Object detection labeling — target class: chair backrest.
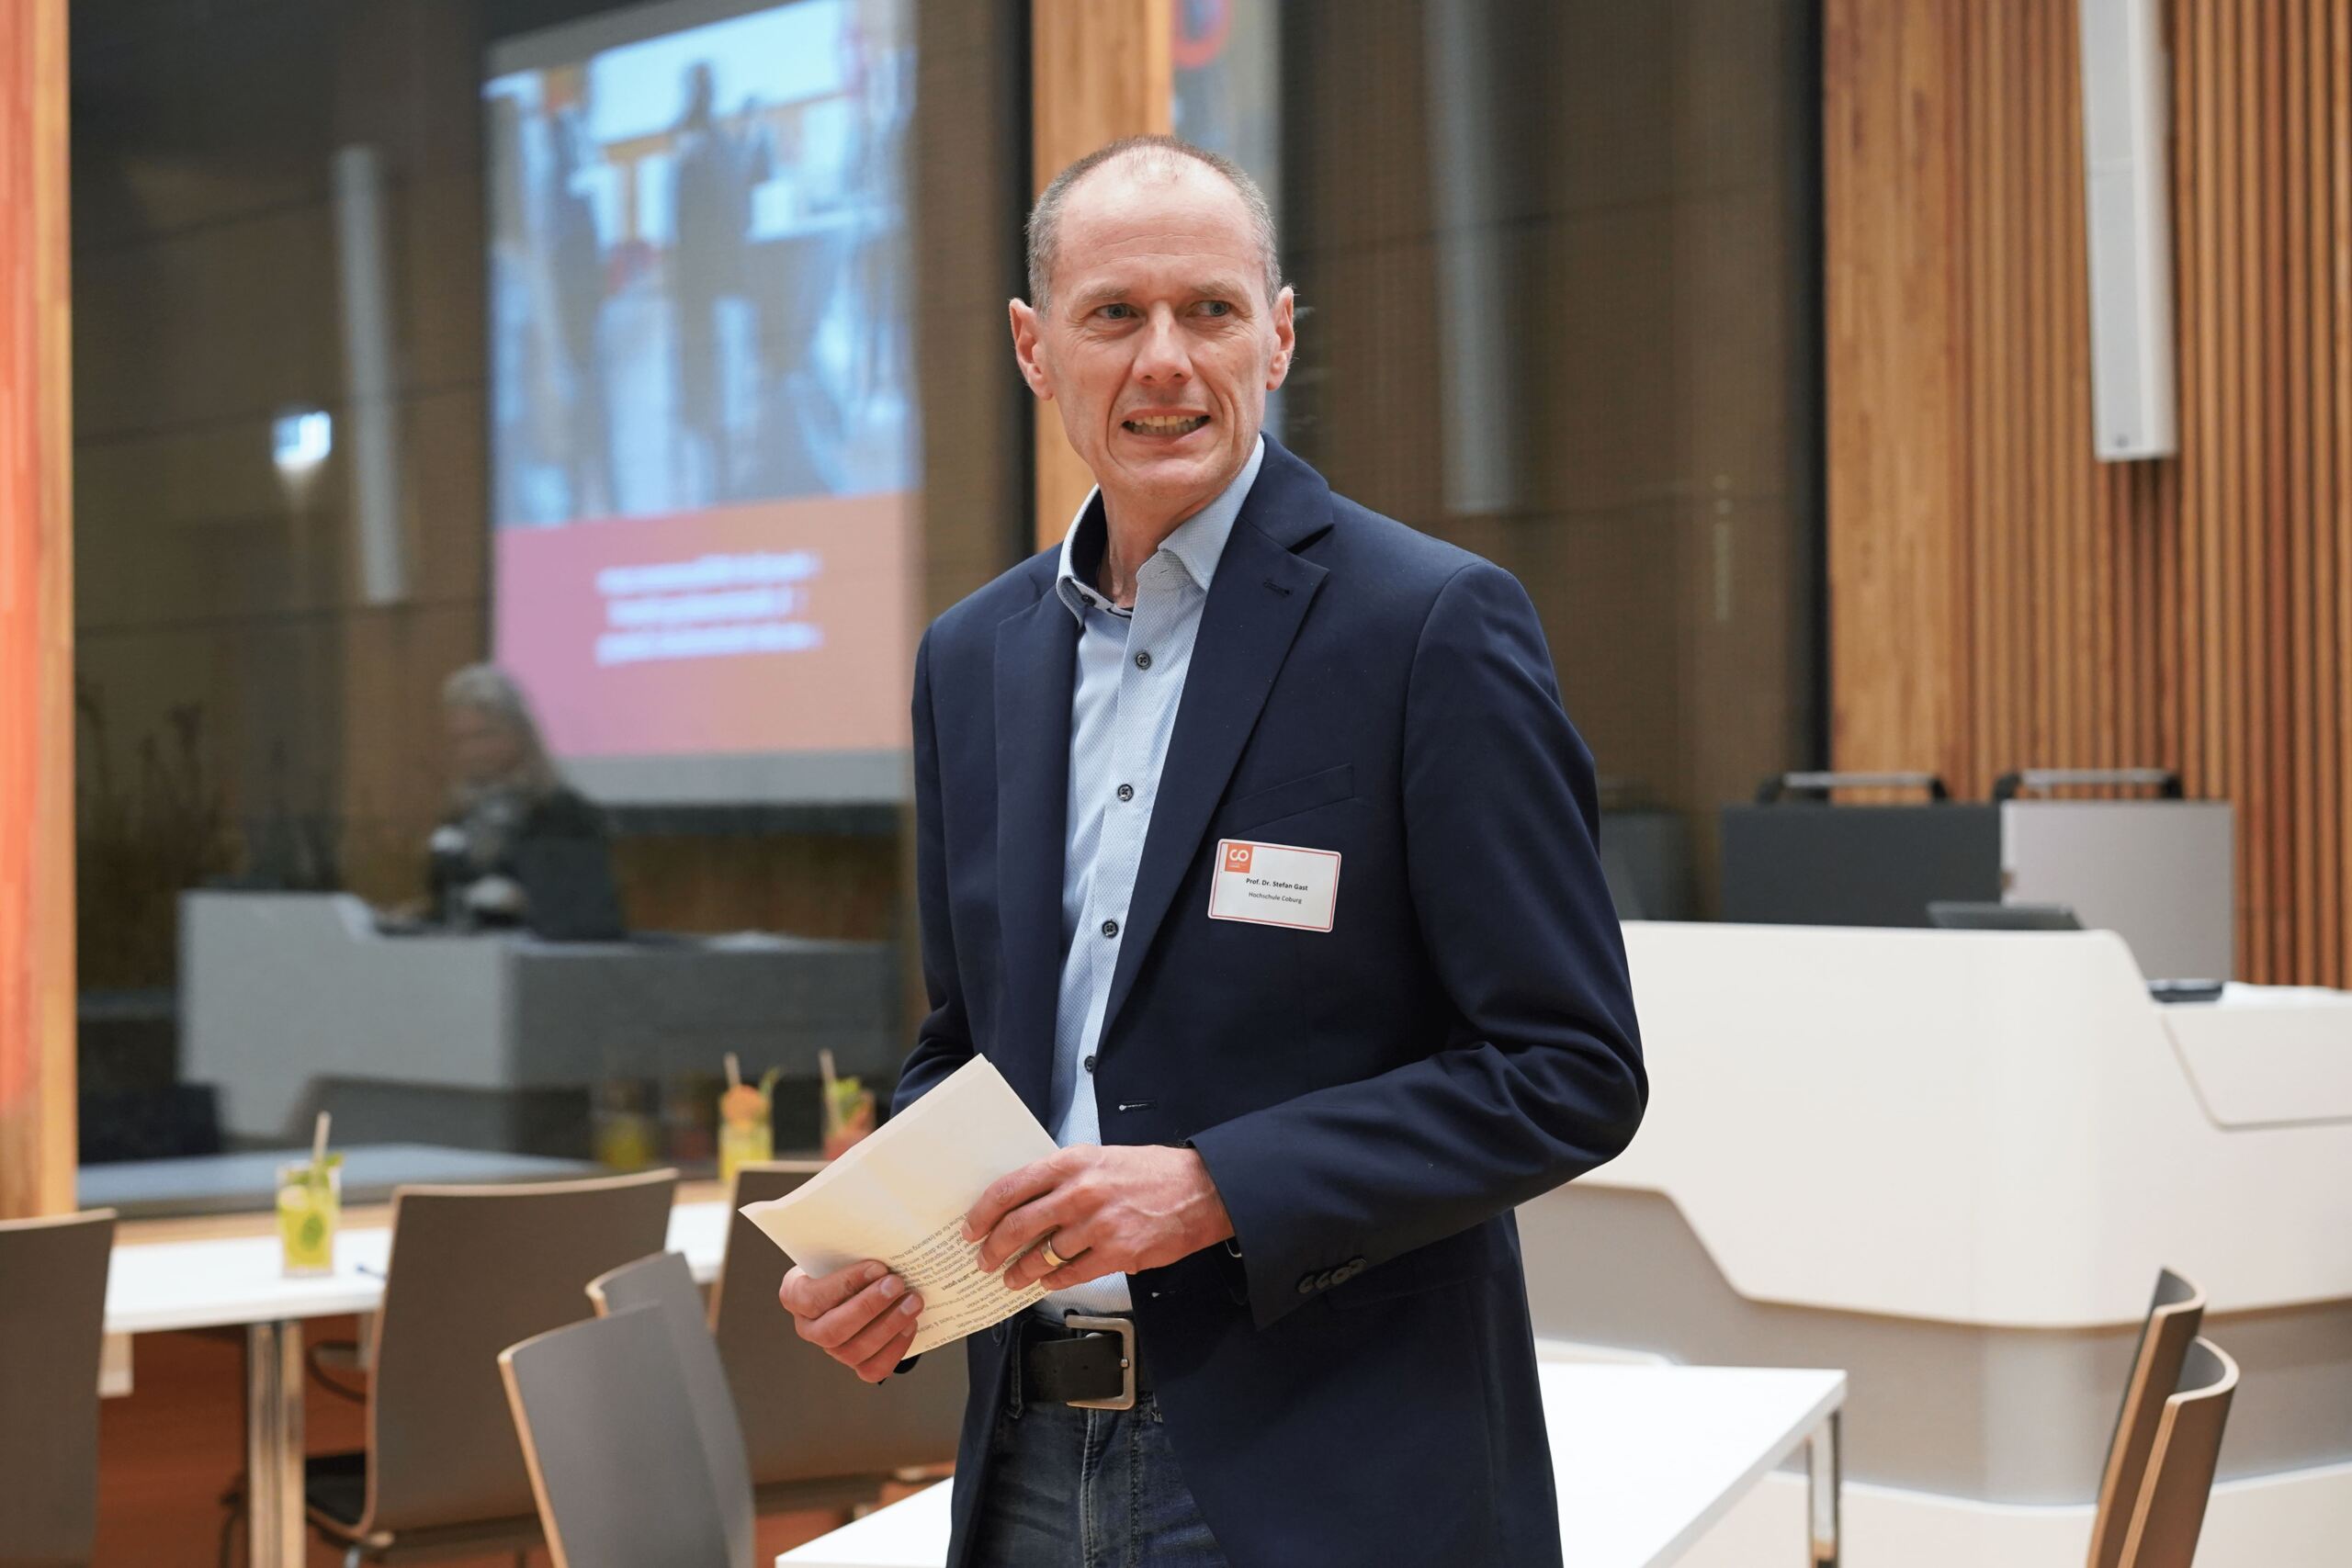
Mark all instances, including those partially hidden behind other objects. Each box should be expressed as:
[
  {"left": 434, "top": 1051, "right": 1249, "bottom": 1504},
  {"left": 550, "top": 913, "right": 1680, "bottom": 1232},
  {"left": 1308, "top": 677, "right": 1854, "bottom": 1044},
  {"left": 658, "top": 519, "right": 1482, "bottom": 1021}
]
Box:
[
  {"left": 588, "top": 1251, "right": 753, "bottom": 1568},
  {"left": 2087, "top": 1268, "right": 2205, "bottom": 1568},
  {"left": 501, "top": 1305, "right": 734, "bottom": 1568},
  {"left": 712, "top": 1163, "right": 966, "bottom": 1484},
  {"left": 2115, "top": 1337, "right": 2238, "bottom": 1568},
  {"left": 362, "top": 1168, "right": 679, "bottom": 1536},
  {"left": 0, "top": 1209, "right": 116, "bottom": 1567}
]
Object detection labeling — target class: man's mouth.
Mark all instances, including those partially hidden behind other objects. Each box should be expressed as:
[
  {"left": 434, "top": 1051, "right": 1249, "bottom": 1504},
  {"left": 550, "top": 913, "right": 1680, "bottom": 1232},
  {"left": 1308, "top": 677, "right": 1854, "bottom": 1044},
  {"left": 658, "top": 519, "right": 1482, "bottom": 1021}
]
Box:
[{"left": 1122, "top": 413, "right": 1211, "bottom": 436}]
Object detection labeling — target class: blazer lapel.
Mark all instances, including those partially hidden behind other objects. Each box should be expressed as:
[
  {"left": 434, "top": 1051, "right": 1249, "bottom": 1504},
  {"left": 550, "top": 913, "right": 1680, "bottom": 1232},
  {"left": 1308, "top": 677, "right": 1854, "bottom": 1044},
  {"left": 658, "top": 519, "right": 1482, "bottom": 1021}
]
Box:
[
  {"left": 1096, "top": 445, "right": 1333, "bottom": 1048},
  {"left": 992, "top": 583, "right": 1079, "bottom": 1122}
]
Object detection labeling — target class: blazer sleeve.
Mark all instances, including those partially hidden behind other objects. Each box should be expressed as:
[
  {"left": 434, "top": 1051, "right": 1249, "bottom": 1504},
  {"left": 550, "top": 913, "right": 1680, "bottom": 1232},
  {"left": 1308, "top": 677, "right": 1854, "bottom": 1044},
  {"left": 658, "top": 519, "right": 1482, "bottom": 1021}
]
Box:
[
  {"left": 1187, "top": 560, "right": 1647, "bottom": 1329},
  {"left": 891, "top": 627, "right": 976, "bottom": 1117}
]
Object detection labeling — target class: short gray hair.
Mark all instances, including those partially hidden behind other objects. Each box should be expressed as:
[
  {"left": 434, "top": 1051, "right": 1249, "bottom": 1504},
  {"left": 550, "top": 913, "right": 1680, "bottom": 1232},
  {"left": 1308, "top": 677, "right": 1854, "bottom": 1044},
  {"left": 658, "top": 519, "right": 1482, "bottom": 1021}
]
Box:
[{"left": 1026, "top": 135, "right": 1283, "bottom": 311}]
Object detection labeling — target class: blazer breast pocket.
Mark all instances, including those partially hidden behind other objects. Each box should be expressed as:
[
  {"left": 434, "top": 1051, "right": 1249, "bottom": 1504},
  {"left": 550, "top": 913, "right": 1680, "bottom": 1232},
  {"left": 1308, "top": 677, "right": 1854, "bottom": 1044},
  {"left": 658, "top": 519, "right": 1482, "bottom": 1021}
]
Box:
[{"left": 1220, "top": 762, "right": 1355, "bottom": 835}]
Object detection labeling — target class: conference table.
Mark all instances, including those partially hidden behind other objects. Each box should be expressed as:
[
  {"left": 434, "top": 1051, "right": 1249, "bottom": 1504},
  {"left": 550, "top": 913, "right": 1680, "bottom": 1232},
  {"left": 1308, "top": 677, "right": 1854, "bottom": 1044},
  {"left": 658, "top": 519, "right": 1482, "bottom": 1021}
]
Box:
[
  {"left": 780, "top": 1359, "right": 1849, "bottom": 1568},
  {"left": 103, "top": 1196, "right": 736, "bottom": 1568}
]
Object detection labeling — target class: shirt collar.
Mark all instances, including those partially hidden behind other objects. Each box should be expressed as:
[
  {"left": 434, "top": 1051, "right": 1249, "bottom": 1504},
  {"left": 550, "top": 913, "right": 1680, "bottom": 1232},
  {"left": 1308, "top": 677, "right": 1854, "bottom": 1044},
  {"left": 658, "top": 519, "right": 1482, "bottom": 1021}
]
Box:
[{"left": 1055, "top": 435, "right": 1266, "bottom": 623}]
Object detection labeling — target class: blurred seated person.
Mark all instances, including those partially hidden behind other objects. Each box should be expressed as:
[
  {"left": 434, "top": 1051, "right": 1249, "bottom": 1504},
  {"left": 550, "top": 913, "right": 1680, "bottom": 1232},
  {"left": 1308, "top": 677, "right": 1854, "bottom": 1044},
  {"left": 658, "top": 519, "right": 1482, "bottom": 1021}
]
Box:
[{"left": 428, "top": 664, "right": 626, "bottom": 940}]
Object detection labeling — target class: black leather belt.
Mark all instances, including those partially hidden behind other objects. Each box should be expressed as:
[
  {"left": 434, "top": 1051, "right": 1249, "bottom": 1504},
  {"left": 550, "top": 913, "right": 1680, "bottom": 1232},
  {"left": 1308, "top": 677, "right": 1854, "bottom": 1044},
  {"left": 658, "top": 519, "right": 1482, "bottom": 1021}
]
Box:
[{"left": 1019, "top": 1312, "right": 1148, "bottom": 1411}]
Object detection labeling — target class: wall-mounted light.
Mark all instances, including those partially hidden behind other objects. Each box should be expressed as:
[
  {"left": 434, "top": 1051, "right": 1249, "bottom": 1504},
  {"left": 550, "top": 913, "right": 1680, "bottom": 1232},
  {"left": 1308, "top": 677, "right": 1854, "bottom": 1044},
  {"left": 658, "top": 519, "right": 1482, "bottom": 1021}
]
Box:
[{"left": 272, "top": 409, "right": 334, "bottom": 476}]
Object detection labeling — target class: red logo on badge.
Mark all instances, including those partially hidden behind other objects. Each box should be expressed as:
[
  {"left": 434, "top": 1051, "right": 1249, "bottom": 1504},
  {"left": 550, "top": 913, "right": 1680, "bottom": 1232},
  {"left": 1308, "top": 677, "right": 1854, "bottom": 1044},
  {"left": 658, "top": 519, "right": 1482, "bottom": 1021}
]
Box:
[{"left": 1224, "top": 843, "right": 1254, "bottom": 874}]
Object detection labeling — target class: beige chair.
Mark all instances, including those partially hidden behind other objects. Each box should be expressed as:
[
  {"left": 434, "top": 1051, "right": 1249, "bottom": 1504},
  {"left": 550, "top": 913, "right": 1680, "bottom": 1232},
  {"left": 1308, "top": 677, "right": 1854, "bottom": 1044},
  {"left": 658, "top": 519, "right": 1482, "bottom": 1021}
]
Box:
[
  {"left": 586, "top": 1251, "right": 754, "bottom": 1568},
  {"left": 306, "top": 1168, "right": 679, "bottom": 1564},
  {"left": 500, "top": 1305, "right": 734, "bottom": 1568},
  {"left": 2087, "top": 1268, "right": 2206, "bottom": 1568},
  {"left": 2115, "top": 1337, "right": 2239, "bottom": 1568},
  {"left": 0, "top": 1209, "right": 116, "bottom": 1568},
  {"left": 711, "top": 1164, "right": 965, "bottom": 1516}
]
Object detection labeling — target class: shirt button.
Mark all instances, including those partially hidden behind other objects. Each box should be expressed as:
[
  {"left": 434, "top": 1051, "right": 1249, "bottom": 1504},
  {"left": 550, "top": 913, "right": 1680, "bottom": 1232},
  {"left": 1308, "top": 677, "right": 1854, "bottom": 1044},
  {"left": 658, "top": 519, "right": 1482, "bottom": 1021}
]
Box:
[
  {"left": 1083, "top": 1055, "right": 1097, "bottom": 1072},
  {"left": 1134, "top": 650, "right": 1152, "bottom": 670},
  {"left": 1102, "top": 919, "right": 1119, "bottom": 939},
  {"left": 1116, "top": 783, "right": 1134, "bottom": 802}
]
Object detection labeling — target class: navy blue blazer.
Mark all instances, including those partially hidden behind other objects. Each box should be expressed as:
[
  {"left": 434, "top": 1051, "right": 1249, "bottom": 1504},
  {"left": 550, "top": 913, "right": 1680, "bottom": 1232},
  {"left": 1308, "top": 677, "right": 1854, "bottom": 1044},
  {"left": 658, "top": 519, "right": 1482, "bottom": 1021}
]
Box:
[{"left": 897, "top": 436, "right": 1646, "bottom": 1568}]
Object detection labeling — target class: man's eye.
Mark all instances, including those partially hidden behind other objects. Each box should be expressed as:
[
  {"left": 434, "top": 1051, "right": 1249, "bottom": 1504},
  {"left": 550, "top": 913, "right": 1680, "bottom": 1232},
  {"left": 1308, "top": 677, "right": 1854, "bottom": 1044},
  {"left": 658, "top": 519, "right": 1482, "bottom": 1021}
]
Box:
[
  {"left": 1196, "top": 300, "right": 1233, "bottom": 318},
  {"left": 1098, "top": 303, "right": 1136, "bottom": 321}
]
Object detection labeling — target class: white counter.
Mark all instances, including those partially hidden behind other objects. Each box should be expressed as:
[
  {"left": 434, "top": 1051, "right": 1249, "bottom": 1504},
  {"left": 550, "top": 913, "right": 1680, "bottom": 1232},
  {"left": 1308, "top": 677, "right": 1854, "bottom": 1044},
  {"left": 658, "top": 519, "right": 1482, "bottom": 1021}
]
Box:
[
  {"left": 1517, "top": 920, "right": 2352, "bottom": 1568},
  {"left": 180, "top": 891, "right": 896, "bottom": 1142},
  {"left": 1596, "top": 920, "right": 2352, "bottom": 1327}
]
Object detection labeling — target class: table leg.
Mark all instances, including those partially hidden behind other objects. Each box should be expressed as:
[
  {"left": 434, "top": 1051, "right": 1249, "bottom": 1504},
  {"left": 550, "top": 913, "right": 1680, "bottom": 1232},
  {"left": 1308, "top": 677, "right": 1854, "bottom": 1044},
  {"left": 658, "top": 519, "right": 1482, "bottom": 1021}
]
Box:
[
  {"left": 245, "top": 1319, "right": 306, "bottom": 1568},
  {"left": 1806, "top": 1409, "right": 1841, "bottom": 1567}
]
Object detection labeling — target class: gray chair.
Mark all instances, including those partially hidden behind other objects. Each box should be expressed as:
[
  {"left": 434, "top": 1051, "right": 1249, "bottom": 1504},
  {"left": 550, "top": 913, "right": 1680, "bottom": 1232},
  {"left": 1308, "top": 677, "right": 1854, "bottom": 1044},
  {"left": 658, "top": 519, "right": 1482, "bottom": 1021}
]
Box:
[
  {"left": 0, "top": 1209, "right": 116, "bottom": 1568},
  {"left": 2115, "top": 1337, "right": 2239, "bottom": 1568},
  {"left": 305, "top": 1168, "right": 679, "bottom": 1564},
  {"left": 2087, "top": 1269, "right": 2206, "bottom": 1568},
  {"left": 586, "top": 1252, "right": 754, "bottom": 1568},
  {"left": 711, "top": 1164, "right": 965, "bottom": 1516},
  {"left": 500, "top": 1304, "right": 734, "bottom": 1568}
]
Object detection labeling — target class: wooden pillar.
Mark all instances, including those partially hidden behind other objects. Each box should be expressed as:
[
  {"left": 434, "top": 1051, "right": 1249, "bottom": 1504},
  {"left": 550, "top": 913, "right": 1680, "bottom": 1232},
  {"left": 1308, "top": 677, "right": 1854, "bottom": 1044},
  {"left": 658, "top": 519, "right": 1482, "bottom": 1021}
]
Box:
[
  {"left": 1822, "top": 0, "right": 1969, "bottom": 787},
  {"left": 0, "top": 0, "right": 76, "bottom": 1218},
  {"left": 1029, "top": 0, "right": 1172, "bottom": 549}
]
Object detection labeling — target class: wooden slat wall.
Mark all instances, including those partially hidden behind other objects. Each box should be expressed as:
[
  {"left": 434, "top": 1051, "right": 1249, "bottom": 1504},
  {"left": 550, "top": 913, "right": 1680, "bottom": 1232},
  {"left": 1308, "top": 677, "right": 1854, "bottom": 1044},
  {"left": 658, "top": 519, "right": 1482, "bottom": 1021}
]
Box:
[
  {"left": 1827, "top": 0, "right": 2352, "bottom": 984},
  {"left": 0, "top": 0, "right": 75, "bottom": 1218},
  {"left": 1029, "top": 0, "right": 1172, "bottom": 549}
]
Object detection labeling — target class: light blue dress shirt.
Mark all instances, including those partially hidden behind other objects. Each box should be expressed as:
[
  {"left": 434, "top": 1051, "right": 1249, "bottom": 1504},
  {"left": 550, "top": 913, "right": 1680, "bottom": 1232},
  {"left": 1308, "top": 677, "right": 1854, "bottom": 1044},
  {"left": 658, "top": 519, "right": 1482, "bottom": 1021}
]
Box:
[{"left": 1038, "top": 436, "right": 1266, "bottom": 1318}]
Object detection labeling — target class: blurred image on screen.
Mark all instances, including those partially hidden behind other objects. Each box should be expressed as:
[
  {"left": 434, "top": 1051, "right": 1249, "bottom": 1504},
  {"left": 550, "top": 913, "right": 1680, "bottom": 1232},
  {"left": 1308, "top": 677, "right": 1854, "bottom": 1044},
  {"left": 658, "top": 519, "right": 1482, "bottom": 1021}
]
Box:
[{"left": 486, "top": 0, "right": 918, "bottom": 806}]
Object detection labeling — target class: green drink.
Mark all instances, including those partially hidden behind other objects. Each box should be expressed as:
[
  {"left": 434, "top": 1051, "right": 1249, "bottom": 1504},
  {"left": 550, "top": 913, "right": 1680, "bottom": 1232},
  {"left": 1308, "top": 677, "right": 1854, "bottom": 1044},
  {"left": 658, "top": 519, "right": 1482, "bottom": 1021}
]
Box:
[{"left": 277, "top": 1157, "right": 342, "bottom": 1277}]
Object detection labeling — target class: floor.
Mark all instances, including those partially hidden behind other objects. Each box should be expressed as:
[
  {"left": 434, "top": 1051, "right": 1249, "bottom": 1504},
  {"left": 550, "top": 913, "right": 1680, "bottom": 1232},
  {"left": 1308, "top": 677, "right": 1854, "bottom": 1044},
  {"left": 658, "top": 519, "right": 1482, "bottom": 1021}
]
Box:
[{"left": 94, "top": 1319, "right": 880, "bottom": 1566}]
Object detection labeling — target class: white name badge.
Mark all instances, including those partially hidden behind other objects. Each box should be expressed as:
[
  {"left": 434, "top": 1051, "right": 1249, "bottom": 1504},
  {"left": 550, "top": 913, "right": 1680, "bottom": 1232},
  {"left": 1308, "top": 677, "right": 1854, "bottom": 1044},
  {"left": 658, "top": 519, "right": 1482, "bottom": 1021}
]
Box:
[{"left": 1208, "top": 839, "right": 1341, "bottom": 932}]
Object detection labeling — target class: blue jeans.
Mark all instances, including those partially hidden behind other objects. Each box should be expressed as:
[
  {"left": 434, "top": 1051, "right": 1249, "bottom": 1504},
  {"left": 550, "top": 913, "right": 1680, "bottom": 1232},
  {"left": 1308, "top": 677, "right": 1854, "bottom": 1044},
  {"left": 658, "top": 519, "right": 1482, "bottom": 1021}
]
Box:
[{"left": 966, "top": 1392, "right": 1230, "bottom": 1568}]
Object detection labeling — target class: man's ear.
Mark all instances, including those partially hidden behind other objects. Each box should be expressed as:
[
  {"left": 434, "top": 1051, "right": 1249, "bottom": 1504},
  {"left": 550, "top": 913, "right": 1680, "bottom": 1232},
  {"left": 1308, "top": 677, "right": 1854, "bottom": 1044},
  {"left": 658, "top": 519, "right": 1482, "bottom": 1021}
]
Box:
[
  {"left": 1009, "top": 299, "right": 1055, "bottom": 401},
  {"left": 1266, "top": 286, "right": 1296, "bottom": 390}
]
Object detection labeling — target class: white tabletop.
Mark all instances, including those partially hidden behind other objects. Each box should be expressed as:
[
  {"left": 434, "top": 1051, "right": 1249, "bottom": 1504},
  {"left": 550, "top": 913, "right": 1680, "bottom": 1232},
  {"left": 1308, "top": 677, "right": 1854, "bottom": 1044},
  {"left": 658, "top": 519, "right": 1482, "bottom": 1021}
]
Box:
[
  {"left": 778, "top": 1359, "right": 1845, "bottom": 1568},
  {"left": 105, "top": 1198, "right": 736, "bottom": 1336}
]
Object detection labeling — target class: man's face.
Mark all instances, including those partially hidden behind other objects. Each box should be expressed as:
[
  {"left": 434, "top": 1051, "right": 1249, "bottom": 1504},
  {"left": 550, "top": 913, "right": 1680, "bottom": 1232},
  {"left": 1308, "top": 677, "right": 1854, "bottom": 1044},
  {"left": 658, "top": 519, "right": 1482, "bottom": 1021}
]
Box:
[{"left": 1011, "top": 162, "right": 1295, "bottom": 526}]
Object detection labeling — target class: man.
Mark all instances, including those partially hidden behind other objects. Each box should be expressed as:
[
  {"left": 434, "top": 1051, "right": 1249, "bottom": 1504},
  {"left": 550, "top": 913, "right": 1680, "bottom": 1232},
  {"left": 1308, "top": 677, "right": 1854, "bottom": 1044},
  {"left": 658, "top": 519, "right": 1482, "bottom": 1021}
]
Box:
[
  {"left": 779, "top": 136, "right": 1645, "bottom": 1568},
  {"left": 669, "top": 62, "right": 749, "bottom": 505}
]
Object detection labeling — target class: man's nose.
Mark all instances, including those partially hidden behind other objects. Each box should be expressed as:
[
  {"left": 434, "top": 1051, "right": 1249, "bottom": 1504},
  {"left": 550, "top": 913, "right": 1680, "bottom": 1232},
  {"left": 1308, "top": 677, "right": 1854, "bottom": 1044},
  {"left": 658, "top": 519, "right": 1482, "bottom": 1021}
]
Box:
[{"left": 1133, "top": 307, "right": 1192, "bottom": 385}]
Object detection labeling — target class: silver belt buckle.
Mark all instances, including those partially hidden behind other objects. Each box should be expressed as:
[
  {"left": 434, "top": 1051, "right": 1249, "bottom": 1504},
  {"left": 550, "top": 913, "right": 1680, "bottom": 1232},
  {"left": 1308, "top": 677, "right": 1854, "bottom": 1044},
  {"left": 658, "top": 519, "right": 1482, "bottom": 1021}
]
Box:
[{"left": 1060, "top": 1313, "right": 1137, "bottom": 1411}]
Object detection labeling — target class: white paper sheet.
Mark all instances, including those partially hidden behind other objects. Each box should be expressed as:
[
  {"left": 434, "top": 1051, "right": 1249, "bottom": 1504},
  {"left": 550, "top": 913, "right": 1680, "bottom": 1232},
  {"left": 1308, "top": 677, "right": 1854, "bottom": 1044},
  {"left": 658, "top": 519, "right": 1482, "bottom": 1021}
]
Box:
[{"left": 738, "top": 1055, "right": 1058, "bottom": 1355}]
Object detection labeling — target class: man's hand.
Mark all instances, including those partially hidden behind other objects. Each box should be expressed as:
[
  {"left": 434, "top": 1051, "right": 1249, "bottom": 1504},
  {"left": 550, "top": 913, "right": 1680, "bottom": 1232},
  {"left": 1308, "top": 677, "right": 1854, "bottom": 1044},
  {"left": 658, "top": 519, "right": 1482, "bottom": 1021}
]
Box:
[
  {"left": 964, "top": 1145, "right": 1234, "bottom": 1292},
  {"left": 778, "top": 1260, "right": 926, "bottom": 1382}
]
